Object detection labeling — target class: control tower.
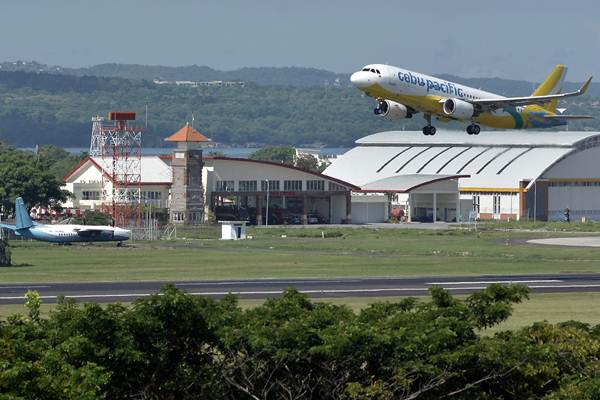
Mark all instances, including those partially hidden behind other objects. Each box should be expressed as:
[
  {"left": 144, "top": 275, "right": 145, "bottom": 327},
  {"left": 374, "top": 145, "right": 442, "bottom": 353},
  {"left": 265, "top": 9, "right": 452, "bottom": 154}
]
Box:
[{"left": 165, "top": 123, "right": 210, "bottom": 224}]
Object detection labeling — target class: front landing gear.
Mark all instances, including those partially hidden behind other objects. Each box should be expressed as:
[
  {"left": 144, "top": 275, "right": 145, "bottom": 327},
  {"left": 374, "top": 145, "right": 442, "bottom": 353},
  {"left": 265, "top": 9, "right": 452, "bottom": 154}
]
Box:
[
  {"left": 466, "top": 124, "right": 481, "bottom": 135},
  {"left": 422, "top": 114, "right": 436, "bottom": 136}
]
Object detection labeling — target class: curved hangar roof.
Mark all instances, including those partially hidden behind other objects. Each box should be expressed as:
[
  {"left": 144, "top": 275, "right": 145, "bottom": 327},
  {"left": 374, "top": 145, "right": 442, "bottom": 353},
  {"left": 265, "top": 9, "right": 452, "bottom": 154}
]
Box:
[{"left": 324, "top": 130, "right": 600, "bottom": 191}]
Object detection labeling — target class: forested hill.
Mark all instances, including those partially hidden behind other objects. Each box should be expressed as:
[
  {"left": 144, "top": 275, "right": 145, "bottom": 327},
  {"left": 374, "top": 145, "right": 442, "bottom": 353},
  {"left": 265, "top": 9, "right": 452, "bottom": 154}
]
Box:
[
  {"left": 0, "top": 68, "right": 599, "bottom": 148},
  {"left": 0, "top": 61, "right": 348, "bottom": 87},
  {"left": 2, "top": 60, "right": 600, "bottom": 95}
]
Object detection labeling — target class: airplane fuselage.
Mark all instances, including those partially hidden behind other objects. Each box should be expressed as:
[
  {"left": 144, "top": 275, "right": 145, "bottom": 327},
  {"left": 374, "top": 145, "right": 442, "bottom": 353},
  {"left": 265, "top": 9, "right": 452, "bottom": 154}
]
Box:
[
  {"left": 351, "top": 64, "right": 565, "bottom": 130},
  {"left": 13, "top": 224, "right": 130, "bottom": 243}
]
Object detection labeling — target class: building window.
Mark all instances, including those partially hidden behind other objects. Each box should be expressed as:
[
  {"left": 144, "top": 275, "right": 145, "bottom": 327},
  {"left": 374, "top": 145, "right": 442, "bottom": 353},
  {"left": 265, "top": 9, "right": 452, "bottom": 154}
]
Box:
[
  {"left": 261, "top": 180, "right": 280, "bottom": 191},
  {"left": 493, "top": 195, "right": 501, "bottom": 214},
  {"left": 215, "top": 180, "right": 235, "bottom": 192},
  {"left": 238, "top": 180, "right": 257, "bottom": 192},
  {"left": 142, "top": 191, "right": 162, "bottom": 200},
  {"left": 172, "top": 212, "right": 184, "bottom": 222},
  {"left": 188, "top": 212, "right": 201, "bottom": 222},
  {"left": 284, "top": 180, "right": 302, "bottom": 191},
  {"left": 306, "top": 180, "right": 325, "bottom": 191},
  {"left": 329, "top": 182, "right": 346, "bottom": 191},
  {"left": 472, "top": 195, "right": 480, "bottom": 213},
  {"left": 82, "top": 191, "right": 100, "bottom": 200}
]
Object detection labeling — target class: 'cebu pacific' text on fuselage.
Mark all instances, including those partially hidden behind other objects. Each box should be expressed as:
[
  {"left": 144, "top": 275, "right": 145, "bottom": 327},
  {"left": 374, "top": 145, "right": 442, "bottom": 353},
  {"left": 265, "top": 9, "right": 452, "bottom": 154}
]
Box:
[{"left": 398, "top": 71, "right": 466, "bottom": 97}]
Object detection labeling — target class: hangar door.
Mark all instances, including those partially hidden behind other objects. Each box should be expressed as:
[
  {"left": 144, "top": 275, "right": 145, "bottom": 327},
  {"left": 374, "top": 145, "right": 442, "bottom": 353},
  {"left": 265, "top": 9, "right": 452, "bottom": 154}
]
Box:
[{"left": 352, "top": 202, "right": 387, "bottom": 223}]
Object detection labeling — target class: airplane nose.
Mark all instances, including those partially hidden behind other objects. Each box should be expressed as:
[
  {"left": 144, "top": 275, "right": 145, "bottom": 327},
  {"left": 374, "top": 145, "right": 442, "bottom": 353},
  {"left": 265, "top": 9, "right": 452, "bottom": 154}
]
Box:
[
  {"left": 350, "top": 71, "right": 372, "bottom": 88},
  {"left": 116, "top": 228, "right": 131, "bottom": 240}
]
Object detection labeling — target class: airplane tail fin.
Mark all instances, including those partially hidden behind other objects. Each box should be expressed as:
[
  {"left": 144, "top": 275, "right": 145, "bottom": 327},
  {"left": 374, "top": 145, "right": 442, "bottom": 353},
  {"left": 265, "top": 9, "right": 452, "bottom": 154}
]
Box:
[
  {"left": 532, "top": 64, "right": 567, "bottom": 112},
  {"left": 15, "top": 197, "right": 34, "bottom": 230}
]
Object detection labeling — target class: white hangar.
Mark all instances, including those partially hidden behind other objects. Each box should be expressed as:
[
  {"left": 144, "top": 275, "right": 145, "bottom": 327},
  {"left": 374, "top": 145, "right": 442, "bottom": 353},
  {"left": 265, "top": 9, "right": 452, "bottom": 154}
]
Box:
[{"left": 324, "top": 130, "right": 600, "bottom": 222}]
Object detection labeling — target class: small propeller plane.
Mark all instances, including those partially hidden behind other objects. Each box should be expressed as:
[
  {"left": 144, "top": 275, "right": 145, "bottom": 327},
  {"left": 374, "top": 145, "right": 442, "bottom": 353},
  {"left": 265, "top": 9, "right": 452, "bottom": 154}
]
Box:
[{"left": 0, "top": 197, "right": 130, "bottom": 245}]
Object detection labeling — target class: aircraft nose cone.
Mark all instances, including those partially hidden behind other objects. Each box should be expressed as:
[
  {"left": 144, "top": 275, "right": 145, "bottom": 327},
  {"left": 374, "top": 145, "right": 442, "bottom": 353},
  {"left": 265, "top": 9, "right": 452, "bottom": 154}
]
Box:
[
  {"left": 350, "top": 71, "right": 372, "bottom": 88},
  {"left": 115, "top": 228, "right": 131, "bottom": 240}
]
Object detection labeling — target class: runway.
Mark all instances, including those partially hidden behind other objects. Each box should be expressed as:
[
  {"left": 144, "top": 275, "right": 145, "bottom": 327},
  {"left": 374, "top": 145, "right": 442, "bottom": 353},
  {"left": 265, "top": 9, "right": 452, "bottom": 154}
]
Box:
[{"left": 2, "top": 273, "right": 600, "bottom": 304}]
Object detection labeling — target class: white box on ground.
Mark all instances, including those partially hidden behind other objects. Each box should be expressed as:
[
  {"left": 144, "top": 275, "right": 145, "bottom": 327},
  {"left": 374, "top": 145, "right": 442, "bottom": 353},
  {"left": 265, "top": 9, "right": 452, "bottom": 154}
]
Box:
[{"left": 219, "top": 221, "right": 247, "bottom": 240}]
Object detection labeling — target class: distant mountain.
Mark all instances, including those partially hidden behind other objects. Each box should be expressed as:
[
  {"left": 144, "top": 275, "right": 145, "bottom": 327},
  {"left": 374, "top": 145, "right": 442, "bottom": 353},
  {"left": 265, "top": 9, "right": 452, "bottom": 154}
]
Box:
[
  {"left": 2, "top": 60, "right": 598, "bottom": 96},
  {"left": 0, "top": 61, "right": 349, "bottom": 87},
  {"left": 0, "top": 68, "right": 598, "bottom": 149}
]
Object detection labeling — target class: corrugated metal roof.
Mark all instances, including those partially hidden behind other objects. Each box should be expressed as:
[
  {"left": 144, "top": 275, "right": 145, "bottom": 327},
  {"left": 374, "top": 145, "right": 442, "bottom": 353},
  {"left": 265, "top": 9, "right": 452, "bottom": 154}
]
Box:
[
  {"left": 90, "top": 156, "right": 172, "bottom": 183},
  {"left": 359, "top": 174, "right": 466, "bottom": 193},
  {"left": 357, "top": 130, "right": 600, "bottom": 147},
  {"left": 325, "top": 130, "right": 600, "bottom": 190}
]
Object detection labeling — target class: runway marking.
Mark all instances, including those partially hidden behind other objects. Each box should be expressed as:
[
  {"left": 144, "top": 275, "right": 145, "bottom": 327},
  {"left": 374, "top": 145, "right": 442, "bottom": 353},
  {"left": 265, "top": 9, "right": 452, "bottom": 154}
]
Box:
[
  {"left": 177, "top": 279, "right": 362, "bottom": 286},
  {"left": 2, "top": 283, "right": 600, "bottom": 301},
  {"left": 427, "top": 280, "right": 562, "bottom": 285},
  {"left": 0, "top": 285, "right": 51, "bottom": 289}
]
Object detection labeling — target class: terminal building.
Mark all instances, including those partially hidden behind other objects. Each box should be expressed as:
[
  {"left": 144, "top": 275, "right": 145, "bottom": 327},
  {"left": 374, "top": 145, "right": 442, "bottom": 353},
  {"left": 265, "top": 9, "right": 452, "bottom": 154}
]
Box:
[
  {"left": 62, "top": 126, "right": 600, "bottom": 225},
  {"left": 324, "top": 130, "right": 600, "bottom": 222},
  {"left": 62, "top": 124, "right": 357, "bottom": 225}
]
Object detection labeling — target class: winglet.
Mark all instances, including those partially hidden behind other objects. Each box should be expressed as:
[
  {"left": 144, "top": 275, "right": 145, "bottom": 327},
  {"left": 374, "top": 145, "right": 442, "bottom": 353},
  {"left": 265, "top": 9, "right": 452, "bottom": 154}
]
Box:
[{"left": 578, "top": 76, "right": 593, "bottom": 95}]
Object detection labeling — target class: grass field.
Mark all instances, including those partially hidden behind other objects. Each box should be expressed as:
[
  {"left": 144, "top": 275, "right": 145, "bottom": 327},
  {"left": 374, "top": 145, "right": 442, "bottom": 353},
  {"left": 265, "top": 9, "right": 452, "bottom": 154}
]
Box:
[{"left": 1, "top": 227, "right": 599, "bottom": 283}]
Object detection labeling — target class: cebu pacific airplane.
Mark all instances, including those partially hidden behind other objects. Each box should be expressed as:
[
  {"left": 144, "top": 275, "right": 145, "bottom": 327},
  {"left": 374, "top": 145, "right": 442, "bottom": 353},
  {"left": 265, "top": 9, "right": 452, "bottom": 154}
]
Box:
[
  {"left": 0, "top": 197, "right": 130, "bottom": 245},
  {"left": 350, "top": 64, "right": 592, "bottom": 135}
]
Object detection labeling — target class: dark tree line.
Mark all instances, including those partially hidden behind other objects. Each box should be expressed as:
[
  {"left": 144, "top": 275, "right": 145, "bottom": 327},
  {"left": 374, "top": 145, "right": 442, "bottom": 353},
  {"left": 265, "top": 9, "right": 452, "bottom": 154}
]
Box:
[
  {"left": 1, "top": 70, "right": 598, "bottom": 148},
  {"left": 2, "top": 284, "right": 600, "bottom": 399}
]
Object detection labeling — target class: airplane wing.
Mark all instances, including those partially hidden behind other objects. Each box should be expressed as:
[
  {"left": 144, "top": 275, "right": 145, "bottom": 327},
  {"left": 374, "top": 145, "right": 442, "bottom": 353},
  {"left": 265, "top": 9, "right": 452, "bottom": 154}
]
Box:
[
  {"left": 74, "top": 227, "right": 108, "bottom": 237},
  {"left": 472, "top": 77, "right": 593, "bottom": 111},
  {"left": 539, "top": 114, "right": 594, "bottom": 120}
]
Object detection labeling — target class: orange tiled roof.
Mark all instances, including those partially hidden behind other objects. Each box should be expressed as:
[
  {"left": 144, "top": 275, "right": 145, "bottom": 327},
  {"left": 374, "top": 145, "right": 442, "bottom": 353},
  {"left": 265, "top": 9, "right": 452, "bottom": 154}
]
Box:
[{"left": 165, "top": 123, "right": 210, "bottom": 142}]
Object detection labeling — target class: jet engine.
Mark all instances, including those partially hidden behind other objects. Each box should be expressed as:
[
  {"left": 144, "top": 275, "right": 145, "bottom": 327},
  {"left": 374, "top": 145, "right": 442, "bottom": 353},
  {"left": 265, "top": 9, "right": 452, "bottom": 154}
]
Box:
[
  {"left": 442, "top": 98, "right": 475, "bottom": 119},
  {"left": 374, "top": 100, "right": 410, "bottom": 120}
]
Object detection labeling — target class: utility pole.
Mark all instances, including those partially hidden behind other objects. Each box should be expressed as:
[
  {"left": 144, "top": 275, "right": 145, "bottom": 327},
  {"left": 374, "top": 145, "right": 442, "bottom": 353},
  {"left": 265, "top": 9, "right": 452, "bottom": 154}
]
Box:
[{"left": 265, "top": 179, "right": 270, "bottom": 227}]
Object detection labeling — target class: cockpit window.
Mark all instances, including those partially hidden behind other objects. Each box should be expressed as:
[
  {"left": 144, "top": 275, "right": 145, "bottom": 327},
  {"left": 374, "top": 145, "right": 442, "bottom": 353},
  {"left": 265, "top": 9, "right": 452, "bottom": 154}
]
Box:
[
  {"left": 362, "top": 68, "right": 370, "bottom": 72},
  {"left": 370, "top": 69, "right": 376, "bottom": 73},
  {"left": 376, "top": 69, "right": 381, "bottom": 74}
]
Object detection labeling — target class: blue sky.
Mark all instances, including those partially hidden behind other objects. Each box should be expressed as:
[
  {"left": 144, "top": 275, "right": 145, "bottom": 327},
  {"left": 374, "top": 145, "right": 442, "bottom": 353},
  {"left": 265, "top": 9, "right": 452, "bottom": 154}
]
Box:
[{"left": 1, "top": 0, "right": 598, "bottom": 81}]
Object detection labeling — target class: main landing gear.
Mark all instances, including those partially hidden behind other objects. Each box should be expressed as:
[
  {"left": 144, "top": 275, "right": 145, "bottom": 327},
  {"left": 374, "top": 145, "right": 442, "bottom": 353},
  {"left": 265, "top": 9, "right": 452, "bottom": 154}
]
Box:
[
  {"left": 422, "top": 114, "right": 436, "bottom": 136},
  {"left": 466, "top": 124, "right": 481, "bottom": 135}
]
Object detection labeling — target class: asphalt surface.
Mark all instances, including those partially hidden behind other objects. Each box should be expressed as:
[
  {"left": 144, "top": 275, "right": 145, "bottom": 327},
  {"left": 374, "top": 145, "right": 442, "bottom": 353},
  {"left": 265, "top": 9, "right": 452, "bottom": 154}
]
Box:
[
  {"left": 528, "top": 237, "right": 600, "bottom": 247},
  {"left": 2, "top": 273, "right": 600, "bottom": 304}
]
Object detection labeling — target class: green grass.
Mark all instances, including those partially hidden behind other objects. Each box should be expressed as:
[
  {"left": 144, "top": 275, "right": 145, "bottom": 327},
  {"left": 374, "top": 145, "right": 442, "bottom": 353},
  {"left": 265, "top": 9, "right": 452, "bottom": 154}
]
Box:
[{"left": 1, "top": 227, "right": 600, "bottom": 283}]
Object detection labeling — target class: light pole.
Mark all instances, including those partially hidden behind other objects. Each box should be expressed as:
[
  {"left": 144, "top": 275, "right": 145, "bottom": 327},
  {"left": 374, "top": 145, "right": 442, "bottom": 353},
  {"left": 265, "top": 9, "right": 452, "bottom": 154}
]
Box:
[{"left": 265, "top": 179, "right": 270, "bottom": 227}]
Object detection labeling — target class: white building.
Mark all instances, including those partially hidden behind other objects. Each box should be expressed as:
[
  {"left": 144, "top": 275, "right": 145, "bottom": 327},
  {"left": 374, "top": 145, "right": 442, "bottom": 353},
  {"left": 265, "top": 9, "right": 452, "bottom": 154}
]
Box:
[
  {"left": 325, "top": 130, "right": 600, "bottom": 222},
  {"left": 62, "top": 154, "right": 357, "bottom": 225},
  {"left": 62, "top": 156, "right": 172, "bottom": 210}
]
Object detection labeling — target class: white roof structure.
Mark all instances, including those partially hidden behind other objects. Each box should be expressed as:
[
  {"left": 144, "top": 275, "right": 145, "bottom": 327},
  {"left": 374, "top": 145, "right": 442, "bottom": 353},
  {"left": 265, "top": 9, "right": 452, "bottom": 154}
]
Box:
[
  {"left": 65, "top": 156, "right": 172, "bottom": 184},
  {"left": 359, "top": 174, "right": 466, "bottom": 193},
  {"left": 325, "top": 130, "right": 600, "bottom": 191},
  {"left": 91, "top": 156, "right": 172, "bottom": 183}
]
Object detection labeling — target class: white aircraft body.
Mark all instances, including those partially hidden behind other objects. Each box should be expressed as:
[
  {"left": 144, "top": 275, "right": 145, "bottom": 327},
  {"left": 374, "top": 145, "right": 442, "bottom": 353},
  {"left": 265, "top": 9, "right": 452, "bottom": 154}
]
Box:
[
  {"left": 0, "top": 197, "right": 130, "bottom": 244},
  {"left": 350, "top": 64, "right": 592, "bottom": 135}
]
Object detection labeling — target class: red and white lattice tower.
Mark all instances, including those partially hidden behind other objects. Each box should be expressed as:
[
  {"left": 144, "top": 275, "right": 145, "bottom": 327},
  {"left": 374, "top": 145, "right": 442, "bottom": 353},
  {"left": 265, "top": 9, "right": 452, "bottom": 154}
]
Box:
[{"left": 89, "top": 112, "right": 142, "bottom": 227}]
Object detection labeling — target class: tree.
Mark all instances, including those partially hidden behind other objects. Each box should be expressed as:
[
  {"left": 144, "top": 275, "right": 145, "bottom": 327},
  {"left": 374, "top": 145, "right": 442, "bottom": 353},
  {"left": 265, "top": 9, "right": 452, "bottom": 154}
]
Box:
[
  {"left": 0, "top": 148, "right": 69, "bottom": 212},
  {"left": 71, "top": 210, "right": 111, "bottom": 226},
  {"left": 36, "top": 145, "right": 86, "bottom": 182},
  {"left": 295, "top": 153, "right": 328, "bottom": 172},
  {"left": 5, "top": 284, "right": 600, "bottom": 399},
  {"left": 249, "top": 146, "right": 296, "bottom": 165}
]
